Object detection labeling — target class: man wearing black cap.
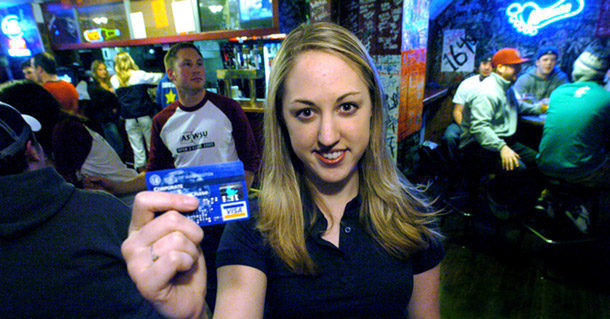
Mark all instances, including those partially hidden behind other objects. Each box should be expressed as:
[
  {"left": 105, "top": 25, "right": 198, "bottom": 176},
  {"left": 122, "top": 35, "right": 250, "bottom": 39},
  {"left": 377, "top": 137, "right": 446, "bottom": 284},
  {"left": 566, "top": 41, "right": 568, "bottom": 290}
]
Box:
[
  {"left": 514, "top": 45, "right": 569, "bottom": 105},
  {"left": 460, "top": 48, "right": 545, "bottom": 218},
  {"left": 0, "top": 103, "right": 164, "bottom": 317},
  {"left": 441, "top": 51, "right": 494, "bottom": 168}
]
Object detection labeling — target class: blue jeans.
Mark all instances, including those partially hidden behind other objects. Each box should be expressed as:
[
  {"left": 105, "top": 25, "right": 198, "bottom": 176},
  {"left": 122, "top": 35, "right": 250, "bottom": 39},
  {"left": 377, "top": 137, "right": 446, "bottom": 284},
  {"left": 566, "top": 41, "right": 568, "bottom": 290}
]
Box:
[
  {"left": 102, "top": 121, "right": 124, "bottom": 158},
  {"left": 441, "top": 122, "right": 463, "bottom": 167}
]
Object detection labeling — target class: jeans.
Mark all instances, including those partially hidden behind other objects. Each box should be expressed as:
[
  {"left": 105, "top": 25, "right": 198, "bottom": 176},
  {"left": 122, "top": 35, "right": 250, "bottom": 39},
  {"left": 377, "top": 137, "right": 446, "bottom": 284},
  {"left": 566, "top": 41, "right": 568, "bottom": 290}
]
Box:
[
  {"left": 101, "top": 121, "right": 124, "bottom": 158},
  {"left": 125, "top": 116, "right": 152, "bottom": 169},
  {"left": 462, "top": 138, "right": 542, "bottom": 206},
  {"left": 441, "top": 122, "right": 463, "bottom": 168}
]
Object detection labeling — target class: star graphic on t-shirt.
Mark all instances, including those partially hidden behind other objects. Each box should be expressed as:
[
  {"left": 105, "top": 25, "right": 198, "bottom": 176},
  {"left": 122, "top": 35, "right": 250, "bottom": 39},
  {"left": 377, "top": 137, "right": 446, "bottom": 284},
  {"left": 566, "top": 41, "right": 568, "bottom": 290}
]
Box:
[{"left": 165, "top": 90, "right": 177, "bottom": 104}]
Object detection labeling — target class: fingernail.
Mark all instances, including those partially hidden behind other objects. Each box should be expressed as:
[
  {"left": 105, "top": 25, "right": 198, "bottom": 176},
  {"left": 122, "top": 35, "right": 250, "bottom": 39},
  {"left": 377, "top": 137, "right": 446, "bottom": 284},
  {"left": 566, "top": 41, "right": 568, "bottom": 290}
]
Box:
[{"left": 184, "top": 195, "right": 199, "bottom": 206}]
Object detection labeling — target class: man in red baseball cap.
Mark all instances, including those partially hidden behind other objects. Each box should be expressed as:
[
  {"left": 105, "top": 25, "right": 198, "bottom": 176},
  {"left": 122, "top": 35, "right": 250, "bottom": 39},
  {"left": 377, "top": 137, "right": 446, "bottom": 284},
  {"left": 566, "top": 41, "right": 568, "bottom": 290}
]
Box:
[{"left": 458, "top": 48, "right": 546, "bottom": 219}]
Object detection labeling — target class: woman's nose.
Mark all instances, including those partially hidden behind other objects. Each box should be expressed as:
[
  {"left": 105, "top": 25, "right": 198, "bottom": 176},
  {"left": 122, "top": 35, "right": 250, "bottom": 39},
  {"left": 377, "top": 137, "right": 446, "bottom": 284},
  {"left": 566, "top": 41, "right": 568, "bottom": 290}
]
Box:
[{"left": 317, "top": 115, "right": 339, "bottom": 146}]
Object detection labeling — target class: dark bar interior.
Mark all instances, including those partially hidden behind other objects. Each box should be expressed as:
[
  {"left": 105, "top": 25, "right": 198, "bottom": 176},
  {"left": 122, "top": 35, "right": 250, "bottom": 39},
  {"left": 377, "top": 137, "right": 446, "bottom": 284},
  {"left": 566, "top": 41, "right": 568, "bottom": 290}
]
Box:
[{"left": 0, "top": 0, "right": 609, "bottom": 318}]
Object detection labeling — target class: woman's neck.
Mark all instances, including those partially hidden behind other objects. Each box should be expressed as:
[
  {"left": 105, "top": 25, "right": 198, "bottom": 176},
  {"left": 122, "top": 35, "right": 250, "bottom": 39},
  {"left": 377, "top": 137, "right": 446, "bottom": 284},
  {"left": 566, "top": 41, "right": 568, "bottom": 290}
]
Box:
[{"left": 309, "top": 170, "right": 359, "bottom": 221}]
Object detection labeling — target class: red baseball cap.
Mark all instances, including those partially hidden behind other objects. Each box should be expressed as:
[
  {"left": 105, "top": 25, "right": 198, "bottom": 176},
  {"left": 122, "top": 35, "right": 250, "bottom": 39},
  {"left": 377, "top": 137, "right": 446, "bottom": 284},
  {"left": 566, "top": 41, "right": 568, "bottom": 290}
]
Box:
[{"left": 491, "top": 48, "right": 529, "bottom": 68}]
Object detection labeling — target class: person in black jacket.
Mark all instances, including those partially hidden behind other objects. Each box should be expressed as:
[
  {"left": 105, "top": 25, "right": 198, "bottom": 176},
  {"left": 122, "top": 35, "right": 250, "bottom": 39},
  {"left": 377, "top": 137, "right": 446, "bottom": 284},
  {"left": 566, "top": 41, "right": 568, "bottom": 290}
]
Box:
[
  {"left": 82, "top": 60, "right": 125, "bottom": 158},
  {"left": 0, "top": 102, "right": 163, "bottom": 318},
  {"left": 110, "top": 52, "right": 163, "bottom": 171}
]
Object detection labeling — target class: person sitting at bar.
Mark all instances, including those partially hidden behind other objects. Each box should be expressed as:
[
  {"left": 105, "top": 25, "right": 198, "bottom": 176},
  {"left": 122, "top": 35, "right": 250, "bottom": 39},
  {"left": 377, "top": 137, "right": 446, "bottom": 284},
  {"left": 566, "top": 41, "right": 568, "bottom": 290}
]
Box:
[
  {"left": 111, "top": 51, "right": 163, "bottom": 172},
  {"left": 0, "top": 103, "right": 163, "bottom": 318},
  {"left": 20, "top": 59, "right": 38, "bottom": 83},
  {"left": 460, "top": 48, "right": 544, "bottom": 219},
  {"left": 538, "top": 42, "right": 610, "bottom": 187},
  {"left": 0, "top": 80, "right": 140, "bottom": 200},
  {"left": 513, "top": 45, "right": 569, "bottom": 106},
  {"left": 121, "top": 22, "right": 443, "bottom": 319},
  {"left": 31, "top": 52, "right": 80, "bottom": 114},
  {"left": 536, "top": 42, "right": 610, "bottom": 231},
  {"left": 441, "top": 51, "right": 494, "bottom": 170}
]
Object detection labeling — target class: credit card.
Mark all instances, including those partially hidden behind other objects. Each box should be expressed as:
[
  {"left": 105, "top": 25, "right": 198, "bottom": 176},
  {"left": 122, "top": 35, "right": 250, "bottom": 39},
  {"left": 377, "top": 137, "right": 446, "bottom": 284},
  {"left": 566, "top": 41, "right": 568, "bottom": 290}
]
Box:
[{"left": 145, "top": 161, "right": 249, "bottom": 226}]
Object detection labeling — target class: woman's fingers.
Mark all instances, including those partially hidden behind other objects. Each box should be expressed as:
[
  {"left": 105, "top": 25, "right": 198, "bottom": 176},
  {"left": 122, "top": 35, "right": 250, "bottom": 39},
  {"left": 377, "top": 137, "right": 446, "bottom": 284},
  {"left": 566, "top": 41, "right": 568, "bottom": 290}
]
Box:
[{"left": 129, "top": 191, "right": 199, "bottom": 233}]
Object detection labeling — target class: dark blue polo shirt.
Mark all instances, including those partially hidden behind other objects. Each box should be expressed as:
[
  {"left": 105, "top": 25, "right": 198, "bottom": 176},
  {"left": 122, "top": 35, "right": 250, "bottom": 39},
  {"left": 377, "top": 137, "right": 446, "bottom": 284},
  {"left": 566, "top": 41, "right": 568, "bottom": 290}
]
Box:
[{"left": 216, "top": 196, "right": 444, "bottom": 318}]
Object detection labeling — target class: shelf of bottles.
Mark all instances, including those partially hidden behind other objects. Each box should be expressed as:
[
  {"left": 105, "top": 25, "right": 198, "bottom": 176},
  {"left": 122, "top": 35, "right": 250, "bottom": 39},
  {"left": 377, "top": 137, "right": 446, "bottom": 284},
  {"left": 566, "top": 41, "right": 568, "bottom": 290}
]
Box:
[
  {"left": 216, "top": 37, "right": 281, "bottom": 110},
  {"left": 40, "top": 0, "right": 278, "bottom": 50}
]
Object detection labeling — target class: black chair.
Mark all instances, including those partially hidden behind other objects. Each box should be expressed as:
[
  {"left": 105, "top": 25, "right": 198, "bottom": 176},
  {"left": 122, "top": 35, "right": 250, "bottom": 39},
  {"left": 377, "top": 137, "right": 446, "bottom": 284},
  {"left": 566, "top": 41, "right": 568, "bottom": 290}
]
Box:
[
  {"left": 524, "top": 177, "right": 600, "bottom": 240},
  {"left": 520, "top": 177, "right": 601, "bottom": 278}
]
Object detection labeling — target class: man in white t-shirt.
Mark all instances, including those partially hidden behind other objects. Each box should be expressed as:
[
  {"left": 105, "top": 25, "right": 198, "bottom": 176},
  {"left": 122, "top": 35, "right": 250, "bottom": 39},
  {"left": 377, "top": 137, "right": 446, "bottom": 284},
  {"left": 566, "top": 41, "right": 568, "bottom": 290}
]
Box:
[{"left": 441, "top": 51, "right": 494, "bottom": 169}]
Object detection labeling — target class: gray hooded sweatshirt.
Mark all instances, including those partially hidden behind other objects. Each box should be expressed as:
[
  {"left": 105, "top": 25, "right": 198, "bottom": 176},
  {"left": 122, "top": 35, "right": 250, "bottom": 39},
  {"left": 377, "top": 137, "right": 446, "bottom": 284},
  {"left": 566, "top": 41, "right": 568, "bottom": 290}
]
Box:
[{"left": 513, "top": 65, "right": 569, "bottom": 101}]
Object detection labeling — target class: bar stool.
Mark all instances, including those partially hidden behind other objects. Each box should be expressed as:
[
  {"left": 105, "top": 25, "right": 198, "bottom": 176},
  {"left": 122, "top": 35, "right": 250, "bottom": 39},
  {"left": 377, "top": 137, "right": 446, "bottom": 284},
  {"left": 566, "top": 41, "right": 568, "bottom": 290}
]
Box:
[
  {"left": 520, "top": 177, "right": 600, "bottom": 278},
  {"left": 525, "top": 177, "right": 600, "bottom": 238}
]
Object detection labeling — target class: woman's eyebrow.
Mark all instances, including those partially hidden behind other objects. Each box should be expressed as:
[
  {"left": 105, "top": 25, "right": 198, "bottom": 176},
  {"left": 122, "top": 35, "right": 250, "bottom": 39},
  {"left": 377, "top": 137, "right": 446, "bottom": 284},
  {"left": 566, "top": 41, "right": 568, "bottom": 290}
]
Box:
[
  {"left": 336, "top": 91, "right": 361, "bottom": 102},
  {"left": 288, "top": 91, "right": 362, "bottom": 106}
]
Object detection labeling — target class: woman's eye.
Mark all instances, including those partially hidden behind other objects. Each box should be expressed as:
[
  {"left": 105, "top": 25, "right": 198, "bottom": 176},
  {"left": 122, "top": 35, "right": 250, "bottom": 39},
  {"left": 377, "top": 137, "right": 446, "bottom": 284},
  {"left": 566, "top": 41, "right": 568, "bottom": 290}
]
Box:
[
  {"left": 295, "top": 108, "right": 314, "bottom": 119},
  {"left": 340, "top": 103, "right": 358, "bottom": 114}
]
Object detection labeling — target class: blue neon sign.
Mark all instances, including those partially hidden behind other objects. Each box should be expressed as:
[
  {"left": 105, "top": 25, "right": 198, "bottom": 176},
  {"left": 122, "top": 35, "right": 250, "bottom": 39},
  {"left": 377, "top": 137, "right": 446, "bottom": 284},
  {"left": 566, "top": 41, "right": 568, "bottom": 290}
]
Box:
[
  {"left": 1, "top": 15, "right": 24, "bottom": 38},
  {"left": 506, "top": 0, "right": 585, "bottom": 36},
  {"left": 1, "top": 15, "right": 31, "bottom": 57}
]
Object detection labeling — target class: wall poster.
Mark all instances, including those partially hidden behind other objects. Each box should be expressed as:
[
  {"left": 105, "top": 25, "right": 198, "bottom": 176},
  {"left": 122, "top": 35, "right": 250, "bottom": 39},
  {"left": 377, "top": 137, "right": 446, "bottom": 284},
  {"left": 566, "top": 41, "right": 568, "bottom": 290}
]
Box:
[{"left": 441, "top": 29, "right": 476, "bottom": 73}]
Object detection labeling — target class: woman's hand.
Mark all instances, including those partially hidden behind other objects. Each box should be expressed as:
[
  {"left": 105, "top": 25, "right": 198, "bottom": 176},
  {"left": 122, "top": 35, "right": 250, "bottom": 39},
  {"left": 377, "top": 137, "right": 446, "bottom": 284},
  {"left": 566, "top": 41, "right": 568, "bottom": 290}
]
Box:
[{"left": 121, "top": 191, "right": 207, "bottom": 319}]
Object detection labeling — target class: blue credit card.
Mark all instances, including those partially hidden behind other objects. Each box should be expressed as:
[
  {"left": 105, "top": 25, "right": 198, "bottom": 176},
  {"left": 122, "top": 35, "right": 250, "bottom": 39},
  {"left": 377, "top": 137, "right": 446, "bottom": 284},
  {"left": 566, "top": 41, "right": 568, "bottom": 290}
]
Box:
[{"left": 145, "top": 161, "right": 249, "bottom": 226}]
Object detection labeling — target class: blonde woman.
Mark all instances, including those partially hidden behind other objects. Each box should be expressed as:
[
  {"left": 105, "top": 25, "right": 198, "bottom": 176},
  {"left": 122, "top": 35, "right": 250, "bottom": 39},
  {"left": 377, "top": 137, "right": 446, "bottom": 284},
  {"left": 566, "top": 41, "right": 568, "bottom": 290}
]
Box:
[
  {"left": 111, "top": 51, "right": 163, "bottom": 171},
  {"left": 122, "top": 22, "right": 443, "bottom": 319}
]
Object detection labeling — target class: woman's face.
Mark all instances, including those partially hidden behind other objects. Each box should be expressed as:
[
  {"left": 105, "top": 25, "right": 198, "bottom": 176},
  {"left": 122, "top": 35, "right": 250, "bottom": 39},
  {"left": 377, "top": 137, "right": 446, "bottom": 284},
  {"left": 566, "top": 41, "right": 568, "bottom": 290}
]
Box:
[
  {"left": 96, "top": 63, "right": 108, "bottom": 80},
  {"left": 282, "top": 50, "right": 372, "bottom": 187}
]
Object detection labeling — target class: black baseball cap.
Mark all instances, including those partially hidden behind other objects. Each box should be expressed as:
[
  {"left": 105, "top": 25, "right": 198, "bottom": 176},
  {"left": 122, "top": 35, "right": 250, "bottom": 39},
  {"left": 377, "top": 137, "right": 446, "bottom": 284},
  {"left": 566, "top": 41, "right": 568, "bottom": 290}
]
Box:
[
  {"left": 0, "top": 102, "right": 41, "bottom": 160},
  {"left": 478, "top": 51, "right": 495, "bottom": 64}
]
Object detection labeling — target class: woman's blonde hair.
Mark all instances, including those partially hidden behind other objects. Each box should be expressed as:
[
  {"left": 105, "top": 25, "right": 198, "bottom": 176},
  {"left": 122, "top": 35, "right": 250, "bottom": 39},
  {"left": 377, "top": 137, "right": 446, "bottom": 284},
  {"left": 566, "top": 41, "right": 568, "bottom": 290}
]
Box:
[
  {"left": 258, "top": 22, "right": 442, "bottom": 275},
  {"left": 113, "top": 52, "right": 139, "bottom": 87}
]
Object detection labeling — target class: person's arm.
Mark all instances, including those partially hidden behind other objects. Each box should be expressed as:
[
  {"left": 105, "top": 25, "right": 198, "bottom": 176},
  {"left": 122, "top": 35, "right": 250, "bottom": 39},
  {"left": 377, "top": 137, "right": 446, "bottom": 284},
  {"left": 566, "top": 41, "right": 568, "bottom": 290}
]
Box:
[
  {"left": 452, "top": 104, "right": 464, "bottom": 125},
  {"left": 121, "top": 192, "right": 206, "bottom": 319},
  {"left": 139, "top": 70, "right": 164, "bottom": 85},
  {"left": 468, "top": 94, "right": 506, "bottom": 152},
  {"left": 110, "top": 75, "right": 120, "bottom": 91},
  {"left": 512, "top": 89, "right": 544, "bottom": 115},
  {"left": 84, "top": 172, "right": 146, "bottom": 195},
  {"left": 407, "top": 264, "right": 441, "bottom": 319},
  {"left": 245, "top": 170, "right": 255, "bottom": 191},
  {"left": 213, "top": 265, "right": 267, "bottom": 319}
]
